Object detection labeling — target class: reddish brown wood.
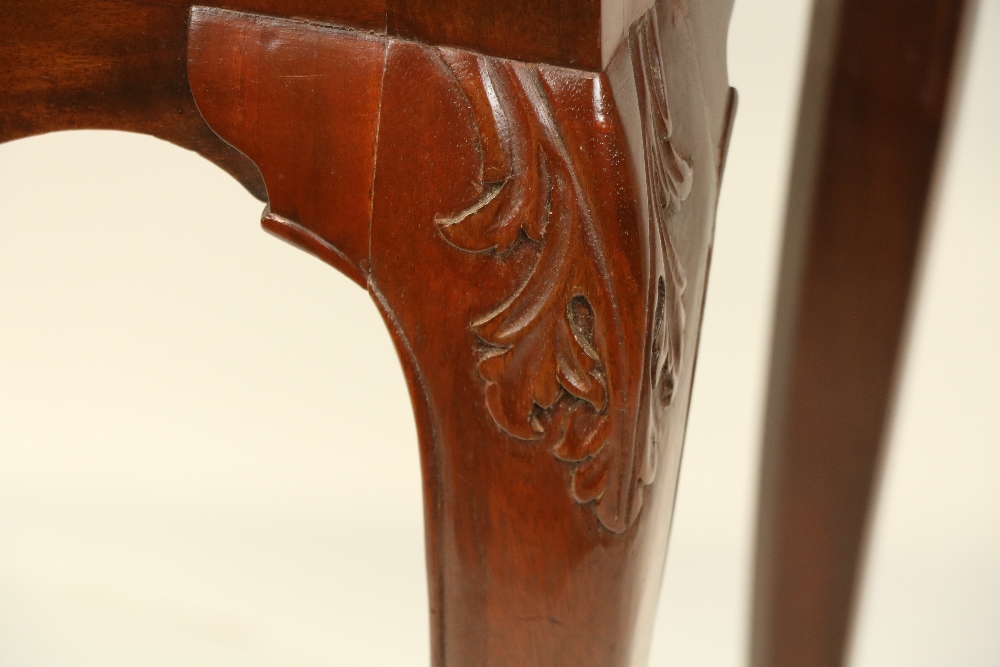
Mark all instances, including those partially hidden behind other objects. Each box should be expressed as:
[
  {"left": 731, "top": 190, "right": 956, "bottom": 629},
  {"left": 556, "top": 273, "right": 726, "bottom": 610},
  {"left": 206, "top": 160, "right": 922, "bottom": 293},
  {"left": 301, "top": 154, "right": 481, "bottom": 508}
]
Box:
[
  {"left": 0, "top": 0, "right": 384, "bottom": 198},
  {"left": 185, "top": 2, "right": 734, "bottom": 664},
  {"left": 2, "top": 0, "right": 987, "bottom": 662},
  {"left": 387, "top": 0, "right": 651, "bottom": 71},
  {"left": 1, "top": 0, "right": 735, "bottom": 662},
  {"left": 186, "top": 11, "right": 386, "bottom": 285},
  {"left": 752, "top": 1, "right": 972, "bottom": 666},
  {"left": 0, "top": 0, "right": 691, "bottom": 198}
]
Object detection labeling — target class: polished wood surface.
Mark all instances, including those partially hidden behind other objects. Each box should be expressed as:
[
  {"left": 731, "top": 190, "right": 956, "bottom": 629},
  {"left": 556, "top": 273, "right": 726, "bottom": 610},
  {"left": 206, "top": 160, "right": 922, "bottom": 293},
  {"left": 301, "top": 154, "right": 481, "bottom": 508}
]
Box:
[
  {"left": 0, "top": 0, "right": 734, "bottom": 199},
  {"left": 2, "top": 0, "right": 983, "bottom": 662},
  {"left": 186, "top": 4, "right": 734, "bottom": 663},
  {"left": 2, "top": 0, "right": 735, "bottom": 661},
  {"left": 187, "top": 10, "right": 386, "bottom": 286},
  {"left": 386, "top": 0, "right": 651, "bottom": 70},
  {"left": 751, "top": 1, "right": 972, "bottom": 666},
  {"left": 4, "top": 0, "right": 982, "bottom": 662}
]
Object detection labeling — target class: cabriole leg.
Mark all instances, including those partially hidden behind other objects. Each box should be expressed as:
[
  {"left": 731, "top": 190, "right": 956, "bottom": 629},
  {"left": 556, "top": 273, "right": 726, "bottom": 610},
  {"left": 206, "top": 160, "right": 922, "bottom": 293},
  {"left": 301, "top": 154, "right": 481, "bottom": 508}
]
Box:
[{"left": 188, "top": 4, "right": 734, "bottom": 664}]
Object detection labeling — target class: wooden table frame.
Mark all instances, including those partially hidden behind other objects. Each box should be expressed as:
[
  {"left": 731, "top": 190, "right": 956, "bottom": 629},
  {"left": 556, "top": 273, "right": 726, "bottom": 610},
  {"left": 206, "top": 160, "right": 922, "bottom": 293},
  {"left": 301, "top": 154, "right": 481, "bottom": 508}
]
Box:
[{"left": 0, "top": 0, "right": 971, "bottom": 664}]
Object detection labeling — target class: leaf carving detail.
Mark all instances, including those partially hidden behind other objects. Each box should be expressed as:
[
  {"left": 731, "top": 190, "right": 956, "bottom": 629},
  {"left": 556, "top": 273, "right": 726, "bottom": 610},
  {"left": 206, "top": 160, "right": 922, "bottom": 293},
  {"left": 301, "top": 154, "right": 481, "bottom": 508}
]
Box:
[
  {"left": 634, "top": 10, "right": 692, "bottom": 485},
  {"left": 435, "top": 9, "right": 691, "bottom": 533}
]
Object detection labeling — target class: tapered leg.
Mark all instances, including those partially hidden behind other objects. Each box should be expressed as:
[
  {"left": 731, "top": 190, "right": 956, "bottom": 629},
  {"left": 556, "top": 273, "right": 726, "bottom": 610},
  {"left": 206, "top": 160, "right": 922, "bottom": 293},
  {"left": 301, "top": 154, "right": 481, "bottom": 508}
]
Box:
[
  {"left": 751, "top": 1, "right": 972, "bottom": 666},
  {"left": 187, "top": 4, "right": 734, "bottom": 664}
]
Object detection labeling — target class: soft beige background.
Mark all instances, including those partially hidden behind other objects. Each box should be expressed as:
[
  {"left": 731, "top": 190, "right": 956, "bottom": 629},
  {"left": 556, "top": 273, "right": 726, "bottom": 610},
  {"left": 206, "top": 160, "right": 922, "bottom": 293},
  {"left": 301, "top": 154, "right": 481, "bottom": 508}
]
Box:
[{"left": 0, "top": 1, "right": 996, "bottom": 665}]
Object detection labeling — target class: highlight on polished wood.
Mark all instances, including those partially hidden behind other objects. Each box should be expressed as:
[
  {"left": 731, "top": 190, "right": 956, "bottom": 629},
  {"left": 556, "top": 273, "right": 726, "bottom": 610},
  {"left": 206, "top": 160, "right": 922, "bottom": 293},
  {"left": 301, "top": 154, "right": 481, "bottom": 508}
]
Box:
[
  {"left": 2, "top": 0, "right": 735, "bottom": 664},
  {"left": 2, "top": 0, "right": 981, "bottom": 662},
  {"left": 185, "top": 2, "right": 734, "bottom": 662}
]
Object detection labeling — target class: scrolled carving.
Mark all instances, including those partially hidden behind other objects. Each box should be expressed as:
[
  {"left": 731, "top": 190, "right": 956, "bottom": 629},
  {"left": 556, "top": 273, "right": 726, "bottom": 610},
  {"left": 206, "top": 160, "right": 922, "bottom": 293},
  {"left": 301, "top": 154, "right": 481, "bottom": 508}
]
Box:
[
  {"left": 633, "top": 8, "right": 692, "bottom": 460},
  {"left": 436, "top": 49, "right": 609, "bottom": 433},
  {"left": 435, "top": 7, "right": 691, "bottom": 534}
]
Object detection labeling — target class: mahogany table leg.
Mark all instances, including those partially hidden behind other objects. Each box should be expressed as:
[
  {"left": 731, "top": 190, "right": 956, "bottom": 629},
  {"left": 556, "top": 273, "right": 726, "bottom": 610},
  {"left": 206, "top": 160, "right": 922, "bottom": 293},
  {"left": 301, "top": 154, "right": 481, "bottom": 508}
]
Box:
[
  {"left": 188, "top": 4, "right": 734, "bottom": 665},
  {"left": 751, "top": 1, "right": 972, "bottom": 666}
]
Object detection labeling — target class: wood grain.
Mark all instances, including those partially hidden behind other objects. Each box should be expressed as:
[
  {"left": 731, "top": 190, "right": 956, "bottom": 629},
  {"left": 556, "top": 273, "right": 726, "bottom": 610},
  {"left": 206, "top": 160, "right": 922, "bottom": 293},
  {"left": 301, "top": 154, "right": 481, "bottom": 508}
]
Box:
[
  {"left": 387, "top": 0, "right": 652, "bottom": 71},
  {"left": 0, "top": 0, "right": 384, "bottom": 198},
  {"left": 187, "top": 8, "right": 386, "bottom": 285},
  {"left": 186, "top": 2, "right": 734, "bottom": 663},
  {"left": 1, "top": 0, "right": 734, "bottom": 662},
  {"left": 0, "top": 0, "right": 734, "bottom": 197}
]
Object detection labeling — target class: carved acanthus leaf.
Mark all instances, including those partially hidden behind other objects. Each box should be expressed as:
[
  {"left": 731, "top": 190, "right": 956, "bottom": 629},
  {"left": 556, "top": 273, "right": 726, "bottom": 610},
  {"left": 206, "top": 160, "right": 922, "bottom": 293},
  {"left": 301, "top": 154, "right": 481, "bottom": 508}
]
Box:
[
  {"left": 435, "top": 7, "right": 691, "bottom": 533},
  {"left": 438, "top": 49, "right": 610, "bottom": 437},
  {"left": 635, "top": 11, "right": 692, "bottom": 424}
]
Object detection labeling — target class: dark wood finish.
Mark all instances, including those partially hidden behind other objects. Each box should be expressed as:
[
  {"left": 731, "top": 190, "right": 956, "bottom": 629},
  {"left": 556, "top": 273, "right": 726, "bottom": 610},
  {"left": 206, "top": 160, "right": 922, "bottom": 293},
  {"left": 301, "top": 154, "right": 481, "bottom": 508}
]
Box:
[
  {"left": 2, "top": 0, "right": 986, "bottom": 662},
  {"left": 386, "top": 0, "right": 651, "bottom": 70},
  {"left": 751, "top": 1, "right": 971, "bottom": 666},
  {"left": 1, "top": 0, "right": 735, "bottom": 663},
  {"left": 0, "top": 0, "right": 384, "bottom": 199},
  {"left": 186, "top": 2, "right": 734, "bottom": 664},
  {"left": 0, "top": 0, "right": 685, "bottom": 202}
]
